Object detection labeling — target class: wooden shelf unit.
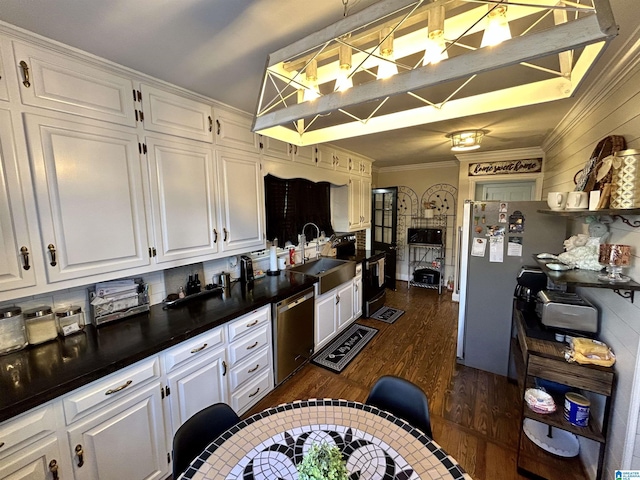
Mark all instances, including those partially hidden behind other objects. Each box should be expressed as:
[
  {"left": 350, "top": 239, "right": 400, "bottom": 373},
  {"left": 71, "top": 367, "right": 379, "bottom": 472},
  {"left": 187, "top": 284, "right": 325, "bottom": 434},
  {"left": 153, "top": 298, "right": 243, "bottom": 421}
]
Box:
[{"left": 511, "top": 308, "right": 615, "bottom": 480}]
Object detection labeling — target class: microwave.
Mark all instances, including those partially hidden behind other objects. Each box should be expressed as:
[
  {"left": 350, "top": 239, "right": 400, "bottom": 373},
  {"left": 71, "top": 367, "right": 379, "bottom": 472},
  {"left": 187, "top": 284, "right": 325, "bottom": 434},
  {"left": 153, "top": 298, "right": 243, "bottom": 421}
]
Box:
[{"left": 407, "top": 228, "right": 443, "bottom": 245}]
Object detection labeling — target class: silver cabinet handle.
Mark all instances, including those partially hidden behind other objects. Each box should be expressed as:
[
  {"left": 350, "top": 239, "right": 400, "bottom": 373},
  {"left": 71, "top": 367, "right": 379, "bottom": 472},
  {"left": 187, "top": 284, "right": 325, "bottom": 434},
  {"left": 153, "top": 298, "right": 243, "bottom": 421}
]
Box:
[
  {"left": 48, "top": 244, "right": 57, "bottom": 266},
  {"left": 75, "top": 444, "right": 84, "bottom": 467},
  {"left": 49, "top": 459, "right": 59, "bottom": 480},
  {"left": 20, "top": 246, "right": 31, "bottom": 270}
]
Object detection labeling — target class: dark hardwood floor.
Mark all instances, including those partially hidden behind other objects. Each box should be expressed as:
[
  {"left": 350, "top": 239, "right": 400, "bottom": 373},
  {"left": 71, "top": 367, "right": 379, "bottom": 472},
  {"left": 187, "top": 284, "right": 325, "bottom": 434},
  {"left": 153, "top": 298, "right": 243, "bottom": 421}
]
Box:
[{"left": 246, "top": 283, "right": 588, "bottom": 480}]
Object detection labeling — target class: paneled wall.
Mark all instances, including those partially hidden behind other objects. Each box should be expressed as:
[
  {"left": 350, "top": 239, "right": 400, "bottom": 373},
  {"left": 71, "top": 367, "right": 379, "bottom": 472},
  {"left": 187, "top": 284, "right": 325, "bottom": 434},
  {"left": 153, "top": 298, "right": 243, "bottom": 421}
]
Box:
[{"left": 542, "top": 28, "right": 640, "bottom": 479}]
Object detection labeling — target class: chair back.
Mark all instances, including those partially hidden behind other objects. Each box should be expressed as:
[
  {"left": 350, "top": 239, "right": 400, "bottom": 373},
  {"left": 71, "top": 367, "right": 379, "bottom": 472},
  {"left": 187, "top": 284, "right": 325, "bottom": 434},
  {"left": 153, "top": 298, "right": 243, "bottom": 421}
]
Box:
[
  {"left": 172, "top": 402, "right": 240, "bottom": 478},
  {"left": 365, "top": 375, "right": 433, "bottom": 438}
]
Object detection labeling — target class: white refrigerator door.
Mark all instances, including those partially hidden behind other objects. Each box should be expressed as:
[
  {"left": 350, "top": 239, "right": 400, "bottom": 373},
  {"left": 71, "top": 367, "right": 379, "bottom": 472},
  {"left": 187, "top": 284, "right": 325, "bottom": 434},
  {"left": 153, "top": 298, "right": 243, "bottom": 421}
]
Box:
[{"left": 456, "top": 202, "right": 472, "bottom": 360}]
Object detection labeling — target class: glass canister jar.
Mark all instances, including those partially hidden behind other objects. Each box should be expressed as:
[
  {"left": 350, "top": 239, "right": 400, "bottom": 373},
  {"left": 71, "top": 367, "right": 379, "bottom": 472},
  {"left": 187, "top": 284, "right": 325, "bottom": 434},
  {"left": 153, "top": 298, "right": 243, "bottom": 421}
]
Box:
[
  {"left": 55, "top": 305, "right": 85, "bottom": 336},
  {"left": 23, "top": 306, "right": 57, "bottom": 345},
  {"left": 0, "top": 306, "right": 28, "bottom": 355}
]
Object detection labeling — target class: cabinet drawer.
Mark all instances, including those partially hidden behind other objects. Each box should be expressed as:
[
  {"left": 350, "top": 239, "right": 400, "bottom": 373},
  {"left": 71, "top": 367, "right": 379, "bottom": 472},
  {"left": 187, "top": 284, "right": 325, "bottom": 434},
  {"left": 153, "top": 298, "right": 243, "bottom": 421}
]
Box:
[
  {"left": 229, "top": 369, "right": 272, "bottom": 415},
  {"left": 0, "top": 404, "right": 57, "bottom": 457},
  {"left": 163, "top": 326, "right": 224, "bottom": 373},
  {"left": 228, "top": 347, "right": 271, "bottom": 392},
  {"left": 227, "top": 306, "right": 270, "bottom": 342},
  {"left": 62, "top": 357, "right": 160, "bottom": 424},
  {"left": 228, "top": 326, "right": 269, "bottom": 366}
]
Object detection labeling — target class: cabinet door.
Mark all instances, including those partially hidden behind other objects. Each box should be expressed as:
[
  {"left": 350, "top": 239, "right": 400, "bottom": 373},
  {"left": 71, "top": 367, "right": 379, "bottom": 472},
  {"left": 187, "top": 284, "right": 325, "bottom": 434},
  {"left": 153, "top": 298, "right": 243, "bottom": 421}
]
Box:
[
  {"left": 164, "top": 346, "right": 227, "bottom": 437},
  {"left": 315, "top": 290, "right": 337, "bottom": 350},
  {"left": 13, "top": 42, "right": 136, "bottom": 126},
  {"left": 0, "top": 109, "right": 37, "bottom": 292},
  {"left": 213, "top": 108, "right": 259, "bottom": 152},
  {"left": 348, "top": 177, "right": 362, "bottom": 230},
  {"left": 0, "top": 435, "right": 69, "bottom": 480},
  {"left": 140, "top": 84, "right": 213, "bottom": 143},
  {"left": 333, "top": 152, "right": 350, "bottom": 174},
  {"left": 216, "top": 149, "right": 265, "bottom": 253},
  {"left": 361, "top": 178, "right": 372, "bottom": 228},
  {"left": 354, "top": 275, "right": 363, "bottom": 319},
  {"left": 0, "top": 44, "right": 8, "bottom": 101},
  {"left": 66, "top": 382, "right": 167, "bottom": 480},
  {"left": 336, "top": 281, "right": 354, "bottom": 331},
  {"left": 146, "top": 136, "right": 219, "bottom": 263},
  {"left": 292, "top": 144, "right": 315, "bottom": 166},
  {"left": 24, "top": 114, "right": 151, "bottom": 283},
  {"left": 315, "top": 146, "right": 335, "bottom": 170},
  {"left": 261, "top": 136, "right": 291, "bottom": 160}
]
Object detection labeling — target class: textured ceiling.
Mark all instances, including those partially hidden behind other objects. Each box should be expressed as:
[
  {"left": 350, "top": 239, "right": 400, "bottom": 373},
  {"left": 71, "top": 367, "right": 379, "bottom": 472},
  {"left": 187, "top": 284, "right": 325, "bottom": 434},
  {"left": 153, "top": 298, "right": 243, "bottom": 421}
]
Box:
[{"left": 0, "top": 0, "right": 633, "bottom": 168}]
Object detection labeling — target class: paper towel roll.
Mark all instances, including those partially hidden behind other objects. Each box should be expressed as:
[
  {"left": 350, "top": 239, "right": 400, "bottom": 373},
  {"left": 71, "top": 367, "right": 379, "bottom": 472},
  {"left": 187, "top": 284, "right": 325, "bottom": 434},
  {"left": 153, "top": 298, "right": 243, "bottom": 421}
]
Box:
[{"left": 269, "top": 246, "right": 278, "bottom": 272}]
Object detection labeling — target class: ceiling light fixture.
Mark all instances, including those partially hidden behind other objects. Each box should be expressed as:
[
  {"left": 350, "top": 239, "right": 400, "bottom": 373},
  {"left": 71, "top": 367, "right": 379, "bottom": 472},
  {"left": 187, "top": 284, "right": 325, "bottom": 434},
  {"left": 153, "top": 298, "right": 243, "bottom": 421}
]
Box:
[
  {"left": 447, "top": 130, "right": 487, "bottom": 151},
  {"left": 253, "top": 0, "right": 617, "bottom": 146},
  {"left": 335, "top": 42, "right": 354, "bottom": 92},
  {"left": 481, "top": 3, "right": 512, "bottom": 48}
]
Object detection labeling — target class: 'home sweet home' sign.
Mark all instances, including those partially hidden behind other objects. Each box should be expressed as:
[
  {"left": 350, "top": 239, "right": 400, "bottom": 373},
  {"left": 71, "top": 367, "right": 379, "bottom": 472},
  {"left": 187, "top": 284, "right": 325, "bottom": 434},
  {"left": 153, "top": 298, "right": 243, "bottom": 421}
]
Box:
[{"left": 468, "top": 158, "right": 542, "bottom": 176}]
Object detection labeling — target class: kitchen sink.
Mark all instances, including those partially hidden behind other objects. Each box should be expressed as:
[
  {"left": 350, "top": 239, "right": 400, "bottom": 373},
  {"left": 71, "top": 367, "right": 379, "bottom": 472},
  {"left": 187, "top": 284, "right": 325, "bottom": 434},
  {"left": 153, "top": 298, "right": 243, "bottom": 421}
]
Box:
[{"left": 290, "top": 257, "right": 356, "bottom": 294}]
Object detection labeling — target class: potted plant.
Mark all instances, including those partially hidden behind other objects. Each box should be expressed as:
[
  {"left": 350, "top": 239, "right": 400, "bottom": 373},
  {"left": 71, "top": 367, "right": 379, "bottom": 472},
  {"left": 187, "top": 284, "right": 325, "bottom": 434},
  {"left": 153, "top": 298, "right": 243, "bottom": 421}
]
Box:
[{"left": 297, "top": 442, "right": 348, "bottom": 480}]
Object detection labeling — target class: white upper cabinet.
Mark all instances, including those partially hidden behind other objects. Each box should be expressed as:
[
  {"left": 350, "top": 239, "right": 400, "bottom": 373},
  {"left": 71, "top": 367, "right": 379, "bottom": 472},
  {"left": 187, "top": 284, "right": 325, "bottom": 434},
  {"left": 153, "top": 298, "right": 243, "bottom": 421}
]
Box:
[
  {"left": 292, "top": 144, "right": 315, "bottom": 166},
  {"left": 23, "top": 114, "right": 151, "bottom": 283},
  {"left": 12, "top": 42, "right": 137, "bottom": 126},
  {"left": 260, "top": 135, "right": 291, "bottom": 160},
  {"left": 0, "top": 43, "right": 9, "bottom": 101},
  {"left": 0, "top": 109, "right": 37, "bottom": 292},
  {"left": 140, "top": 84, "right": 213, "bottom": 143},
  {"left": 214, "top": 108, "right": 259, "bottom": 153},
  {"left": 146, "top": 136, "right": 220, "bottom": 263},
  {"left": 216, "top": 148, "right": 265, "bottom": 253}
]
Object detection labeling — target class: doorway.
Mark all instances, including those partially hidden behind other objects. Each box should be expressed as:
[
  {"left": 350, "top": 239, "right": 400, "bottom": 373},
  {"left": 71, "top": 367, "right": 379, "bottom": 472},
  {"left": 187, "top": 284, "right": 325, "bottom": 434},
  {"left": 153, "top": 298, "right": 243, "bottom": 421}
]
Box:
[
  {"left": 371, "top": 187, "right": 398, "bottom": 290},
  {"left": 476, "top": 181, "right": 536, "bottom": 201}
]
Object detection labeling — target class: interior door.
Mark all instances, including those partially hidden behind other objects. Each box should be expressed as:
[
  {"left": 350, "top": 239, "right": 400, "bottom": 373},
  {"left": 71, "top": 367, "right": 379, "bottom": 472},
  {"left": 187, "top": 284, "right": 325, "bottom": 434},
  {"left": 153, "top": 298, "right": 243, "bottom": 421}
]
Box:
[
  {"left": 478, "top": 181, "right": 535, "bottom": 201},
  {"left": 371, "top": 187, "right": 398, "bottom": 290}
]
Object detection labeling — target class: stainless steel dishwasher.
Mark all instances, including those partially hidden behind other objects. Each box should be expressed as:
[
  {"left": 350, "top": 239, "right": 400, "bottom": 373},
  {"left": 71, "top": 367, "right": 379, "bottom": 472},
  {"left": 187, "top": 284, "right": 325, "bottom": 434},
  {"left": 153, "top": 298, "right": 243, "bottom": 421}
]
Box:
[{"left": 272, "top": 287, "right": 315, "bottom": 385}]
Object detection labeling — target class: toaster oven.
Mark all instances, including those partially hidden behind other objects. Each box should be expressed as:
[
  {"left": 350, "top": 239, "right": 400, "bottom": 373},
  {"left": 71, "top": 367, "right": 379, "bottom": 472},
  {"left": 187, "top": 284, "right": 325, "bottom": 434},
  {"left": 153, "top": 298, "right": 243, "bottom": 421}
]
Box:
[{"left": 535, "top": 290, "right": 598, "bottom": 333}]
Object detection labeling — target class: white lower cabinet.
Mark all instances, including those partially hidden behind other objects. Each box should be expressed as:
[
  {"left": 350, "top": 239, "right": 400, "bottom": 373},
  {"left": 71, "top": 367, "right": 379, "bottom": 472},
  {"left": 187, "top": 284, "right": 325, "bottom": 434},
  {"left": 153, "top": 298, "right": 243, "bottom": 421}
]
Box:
[
  {"left": 0, "top": 435, "right": 67, "bottom": 480},
  {"left": 315, "top": 280, "right": 355, "bottom": 351},
  {"left": 162, "top": 327, "right": 227, "bottom": 437},
  {"left": 66, "top": 381, "right": 167, "bottom": 480},
  {"left": 225, "top": 306, "right": 273, "bottom": 415},
  {"left": 354, "top": 265, "right": 363, "bottom": 319}
]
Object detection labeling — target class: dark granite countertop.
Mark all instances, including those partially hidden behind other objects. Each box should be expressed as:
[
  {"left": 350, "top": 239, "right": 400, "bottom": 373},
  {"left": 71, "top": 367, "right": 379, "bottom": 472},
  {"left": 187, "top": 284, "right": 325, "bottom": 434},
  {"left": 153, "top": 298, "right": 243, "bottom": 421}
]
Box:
[
  {"left": 0, "top": 271, "right": 316, "bottom": 423},
  {"left": 337, "top": 249, "right": 386, "bottom": 264}
]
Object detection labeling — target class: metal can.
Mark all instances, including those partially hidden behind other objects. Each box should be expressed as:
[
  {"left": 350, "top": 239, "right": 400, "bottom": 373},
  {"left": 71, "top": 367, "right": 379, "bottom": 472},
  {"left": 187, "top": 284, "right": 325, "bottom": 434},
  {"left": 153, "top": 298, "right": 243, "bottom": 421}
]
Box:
[
  {"left": 564, "top": 392, "right": 590, "bottom": 427},
  {"left": 610, "top": 149, "right": 640, "bottom": 209}
]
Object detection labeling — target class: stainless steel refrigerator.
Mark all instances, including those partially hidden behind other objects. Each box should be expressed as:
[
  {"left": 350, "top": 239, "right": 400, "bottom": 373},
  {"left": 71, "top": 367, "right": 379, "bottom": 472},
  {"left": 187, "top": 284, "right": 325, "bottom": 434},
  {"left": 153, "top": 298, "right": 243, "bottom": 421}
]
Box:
[{"left": 456, "top": 200, "right": 566, "bottom": 376}]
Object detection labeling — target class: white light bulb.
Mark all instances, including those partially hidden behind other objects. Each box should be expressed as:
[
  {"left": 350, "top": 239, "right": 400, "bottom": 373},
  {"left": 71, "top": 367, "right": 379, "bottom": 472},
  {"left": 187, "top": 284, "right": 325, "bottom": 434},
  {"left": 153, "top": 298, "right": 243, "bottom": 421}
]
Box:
[{"left": 481, "top": 5, "right": 511, "bottom": 48}]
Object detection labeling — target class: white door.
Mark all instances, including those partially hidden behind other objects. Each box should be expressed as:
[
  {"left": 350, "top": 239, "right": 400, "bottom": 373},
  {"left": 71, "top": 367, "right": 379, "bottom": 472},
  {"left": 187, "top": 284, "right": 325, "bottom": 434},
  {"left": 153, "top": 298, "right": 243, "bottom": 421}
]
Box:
[
  {"left": 164, "top": 347, "right": 227, "bottom": 437},
  {"left": 336, "top": 282, "right": 354, "bottom": 331},
  {"left": 0, "top": 436, "right": 69, "bottom": 480},
  {"left": 13, "top": 42, "right": 136, "bottom": 126},
  {"left": 66, "top": 382, "right": 167, "bottom": 480},
  {"left": 315, "top": 290, "right": 337, "bottom": 350},
  {"left": 24, "top": 114, "right": 151, "bottom": 283},
  {"left": 0, "top": 109, "right": 38, "bottom": 292},
  {"left": 478, "top": 181, "right": 535, "bottom": 201},
  {"left": 146, "top": 136, "right": 219, "bottom": 263},
  {"left": 140, "top": 84, "right": 213, "bottom": 143},
  {"left": 216, "top": 149, "right": 264, "bottom": 253}
]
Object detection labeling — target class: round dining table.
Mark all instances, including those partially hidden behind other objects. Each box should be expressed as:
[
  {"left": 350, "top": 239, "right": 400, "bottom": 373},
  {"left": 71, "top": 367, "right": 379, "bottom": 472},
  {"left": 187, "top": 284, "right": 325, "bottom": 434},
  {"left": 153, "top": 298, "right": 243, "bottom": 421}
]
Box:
[{"left": 179, "top": 398, "right": 471, "bottom": 480}]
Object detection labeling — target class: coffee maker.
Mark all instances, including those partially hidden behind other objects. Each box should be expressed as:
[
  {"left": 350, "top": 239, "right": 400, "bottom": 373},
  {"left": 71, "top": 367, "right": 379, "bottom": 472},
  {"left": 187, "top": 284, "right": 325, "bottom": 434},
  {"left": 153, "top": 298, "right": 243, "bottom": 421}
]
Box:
[
  {"left": 240, "top": 255, "right": 254, "bottom": 284},
  {"left": 514, "top": 266, "right": 547, "bottom": 312}
]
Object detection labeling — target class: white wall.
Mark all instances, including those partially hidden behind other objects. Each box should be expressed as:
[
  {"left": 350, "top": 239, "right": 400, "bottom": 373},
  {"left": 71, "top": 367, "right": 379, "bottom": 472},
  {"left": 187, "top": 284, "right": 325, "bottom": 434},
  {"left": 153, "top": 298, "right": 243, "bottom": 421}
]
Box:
[{"left": 542, "top": 25, "right": 640, "bottom": 479}]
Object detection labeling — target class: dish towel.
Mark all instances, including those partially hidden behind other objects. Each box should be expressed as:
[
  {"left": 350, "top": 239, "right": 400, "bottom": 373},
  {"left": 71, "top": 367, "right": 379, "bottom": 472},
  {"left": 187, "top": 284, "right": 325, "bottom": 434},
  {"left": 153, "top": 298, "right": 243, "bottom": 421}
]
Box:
[{"left": 377, "top": 258, "right": 385, "bottom": 287}]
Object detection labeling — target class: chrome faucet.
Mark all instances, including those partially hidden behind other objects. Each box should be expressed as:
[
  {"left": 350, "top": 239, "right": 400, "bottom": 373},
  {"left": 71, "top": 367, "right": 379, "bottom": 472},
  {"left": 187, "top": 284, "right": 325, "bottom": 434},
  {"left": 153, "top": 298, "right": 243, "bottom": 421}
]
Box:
[{"left": 300, "top": 222, "right": 321, "bottom": 263}]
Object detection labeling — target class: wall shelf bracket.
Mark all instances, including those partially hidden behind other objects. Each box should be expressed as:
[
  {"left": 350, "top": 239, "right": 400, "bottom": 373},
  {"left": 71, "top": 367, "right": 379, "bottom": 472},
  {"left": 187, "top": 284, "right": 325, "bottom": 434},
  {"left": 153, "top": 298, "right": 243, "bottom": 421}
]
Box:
[
  {"left": 610, "top": 215, "right": 640, "bottom": 228},
  {"left": 613, "top": 289, "right": 634, "bottom": 302}
]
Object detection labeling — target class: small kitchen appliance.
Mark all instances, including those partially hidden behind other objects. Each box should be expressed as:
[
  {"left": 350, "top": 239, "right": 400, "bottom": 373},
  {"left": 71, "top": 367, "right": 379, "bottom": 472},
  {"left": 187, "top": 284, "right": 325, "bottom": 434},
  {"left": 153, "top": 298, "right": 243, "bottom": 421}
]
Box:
[
  {"left": 240, "top": 255, "right": 254, "bottom": 284},
  {"left": 535, "top": 290, "right": 598, "bottom": 334}
]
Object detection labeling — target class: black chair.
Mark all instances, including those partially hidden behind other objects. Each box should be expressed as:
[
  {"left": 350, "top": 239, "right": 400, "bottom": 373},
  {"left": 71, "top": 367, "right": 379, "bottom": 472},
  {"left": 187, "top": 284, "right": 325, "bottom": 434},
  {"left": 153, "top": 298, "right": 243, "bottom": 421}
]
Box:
[
  {"left": 172, "top": 403, "right": 241, "bottom": 478},
  {"left": 365, "top": 375, "right": 433, "bottom": 438}
]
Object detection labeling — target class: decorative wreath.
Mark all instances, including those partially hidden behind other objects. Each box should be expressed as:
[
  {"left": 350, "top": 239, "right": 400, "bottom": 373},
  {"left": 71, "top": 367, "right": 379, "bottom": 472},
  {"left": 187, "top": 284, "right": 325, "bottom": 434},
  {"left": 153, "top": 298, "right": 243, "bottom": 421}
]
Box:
[{"left": 573, "top": 135, "right": 626, "bottom": 192}]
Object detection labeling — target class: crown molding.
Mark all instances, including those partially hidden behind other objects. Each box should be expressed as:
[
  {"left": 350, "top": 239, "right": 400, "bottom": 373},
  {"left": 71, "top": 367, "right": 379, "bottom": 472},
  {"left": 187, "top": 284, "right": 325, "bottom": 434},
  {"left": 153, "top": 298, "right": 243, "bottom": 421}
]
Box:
[
  {"left": 376, "top": 160, "right": 458, "bottom": 173},
  {"left": 543, "top": 24, "right": 640, "bottom": 151},
  {"left": 455, "top": 147, "right": 544, "bottom": 164}
]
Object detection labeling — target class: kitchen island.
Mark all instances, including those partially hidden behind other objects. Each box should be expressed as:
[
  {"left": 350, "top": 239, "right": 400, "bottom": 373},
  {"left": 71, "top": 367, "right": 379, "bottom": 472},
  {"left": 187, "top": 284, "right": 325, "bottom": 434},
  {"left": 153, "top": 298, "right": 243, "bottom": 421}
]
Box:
[{"left": 0, "top": 271, "right": 316, "bottom": 423}]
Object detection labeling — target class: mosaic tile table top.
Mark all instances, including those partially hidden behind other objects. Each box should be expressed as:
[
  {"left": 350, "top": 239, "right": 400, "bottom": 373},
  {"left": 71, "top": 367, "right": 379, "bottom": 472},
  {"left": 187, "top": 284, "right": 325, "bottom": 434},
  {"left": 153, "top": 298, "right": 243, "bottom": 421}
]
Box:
[{"left": 180, "top": 398, "right": 472, "bottom": 480}]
